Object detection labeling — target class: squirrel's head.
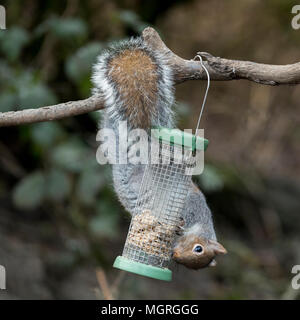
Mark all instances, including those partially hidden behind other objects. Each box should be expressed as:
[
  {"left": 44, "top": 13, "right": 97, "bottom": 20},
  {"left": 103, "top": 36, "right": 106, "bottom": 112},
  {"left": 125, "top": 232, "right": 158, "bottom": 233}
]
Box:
[{"left": 172, "top": 235, "right": 227, "bottom": 269}]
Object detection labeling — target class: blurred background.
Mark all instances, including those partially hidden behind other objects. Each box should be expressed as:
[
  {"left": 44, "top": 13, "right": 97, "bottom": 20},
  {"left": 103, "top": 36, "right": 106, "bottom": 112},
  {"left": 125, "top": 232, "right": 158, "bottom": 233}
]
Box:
[{"left": 0, "top": 0, "right": 299, "bottom": 299}]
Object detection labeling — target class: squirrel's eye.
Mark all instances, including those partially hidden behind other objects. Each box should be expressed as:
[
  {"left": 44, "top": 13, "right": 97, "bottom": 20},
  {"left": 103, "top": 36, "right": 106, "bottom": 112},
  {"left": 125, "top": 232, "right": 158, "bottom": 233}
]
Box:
[{"left": 193, "top": 244, "right": 203, "bottom": 254}]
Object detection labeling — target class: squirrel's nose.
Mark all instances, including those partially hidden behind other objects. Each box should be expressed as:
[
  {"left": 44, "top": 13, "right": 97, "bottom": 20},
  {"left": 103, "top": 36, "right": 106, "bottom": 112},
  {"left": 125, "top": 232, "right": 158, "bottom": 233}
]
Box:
[{"left": 171, "top": 250, "right": 178, "bottom": 258}]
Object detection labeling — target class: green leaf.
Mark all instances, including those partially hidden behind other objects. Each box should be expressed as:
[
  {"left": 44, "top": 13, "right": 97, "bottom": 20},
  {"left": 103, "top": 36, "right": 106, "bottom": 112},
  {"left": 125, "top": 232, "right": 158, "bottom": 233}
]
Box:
[
  {"left": 10, "top": 71, "right": 57, "bottom": 109},
  {"left": 46, "top": 169, "right": 71, "bottom": 201},
  {"left": 118, "top": 10, "right": 148, "bottom": 33},
  {"left": 0, "top": 26, "right": 30, "bottom": 61},
  {"left": 0, "top": 60, "right": 15, "bottom": 84},
  {"left": 12, "top": 171, "right": 46, "bottom": 210},
  {"left": 65, "top": 42, "right": 103, "bottom": 84},
  {"left": 30, "top": 122, "right": 65, "bottom": 147},
  {"left": 51, "top": 140, "right": 90, "bottom": 172},
  {"left": 38, "top": 17, "right": 88, "bottom": 41},
  {"left": 76, "top": 167, "right": 105, "bottom": 205},
  {"left": 200, "top": 164, "right": 224, "bottom": 192},
  {"left": 0, "top": 92, "right": 17, "bottom": 112},
  {"left": 89, "top": 201, "right": 120, "bottom": 239},
  {"left": 18, "top": 83, "right": 57, "bottom": 109},
  {"left": 89, "top": 215, "right": 119, "bottom": 239}
]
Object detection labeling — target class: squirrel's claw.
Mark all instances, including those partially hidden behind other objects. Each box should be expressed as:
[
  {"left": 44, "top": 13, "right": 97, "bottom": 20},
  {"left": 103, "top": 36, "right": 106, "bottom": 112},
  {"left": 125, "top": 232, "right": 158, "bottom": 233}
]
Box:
[{"left": 175, "top": 219, "right": 185, "bottom": 236}]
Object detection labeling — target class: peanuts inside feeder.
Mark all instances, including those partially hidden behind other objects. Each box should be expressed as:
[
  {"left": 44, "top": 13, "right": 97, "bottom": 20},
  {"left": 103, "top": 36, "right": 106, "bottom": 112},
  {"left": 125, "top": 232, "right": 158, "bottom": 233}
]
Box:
[{"left": 113, "top": 128, "right": 208, "bottom": 281}]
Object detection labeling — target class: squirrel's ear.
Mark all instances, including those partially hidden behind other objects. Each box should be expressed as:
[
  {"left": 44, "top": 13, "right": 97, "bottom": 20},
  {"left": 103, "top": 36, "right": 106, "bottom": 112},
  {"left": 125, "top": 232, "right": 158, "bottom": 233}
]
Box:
[{"left": 208, "top": 240, "right": 227, "bottom": 255}]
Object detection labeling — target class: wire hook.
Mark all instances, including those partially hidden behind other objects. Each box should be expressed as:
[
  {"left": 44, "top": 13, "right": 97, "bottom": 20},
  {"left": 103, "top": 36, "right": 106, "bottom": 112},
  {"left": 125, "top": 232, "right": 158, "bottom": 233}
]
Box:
[{"left": 193, "top": 54, "right": 210, "bottom": 133}]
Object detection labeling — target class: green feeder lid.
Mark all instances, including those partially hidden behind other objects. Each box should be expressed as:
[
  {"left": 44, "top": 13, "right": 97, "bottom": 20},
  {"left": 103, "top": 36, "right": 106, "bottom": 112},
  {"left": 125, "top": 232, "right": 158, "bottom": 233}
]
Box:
[
  {"left": 113, "top": 256, "right": 172, "bottom": 281},
  {"left": 151, "top": 127, "right": 209, "bottom": 151}
]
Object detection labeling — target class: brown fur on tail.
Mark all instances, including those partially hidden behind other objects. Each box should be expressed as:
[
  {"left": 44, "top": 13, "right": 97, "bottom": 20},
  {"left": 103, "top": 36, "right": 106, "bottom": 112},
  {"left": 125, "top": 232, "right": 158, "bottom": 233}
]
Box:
[
  {"left": 92, "top": 37, "right": 174, "bottom": 130},
  {"left": 109, "top": 49, "right": 158, "bottom": 128}
]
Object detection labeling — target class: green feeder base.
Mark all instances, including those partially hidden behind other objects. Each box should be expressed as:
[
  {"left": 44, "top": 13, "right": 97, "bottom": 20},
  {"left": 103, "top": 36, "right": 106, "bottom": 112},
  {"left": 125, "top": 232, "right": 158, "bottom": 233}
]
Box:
[{"left": 113, "top": 256, "right": 172, "bottom": 281}]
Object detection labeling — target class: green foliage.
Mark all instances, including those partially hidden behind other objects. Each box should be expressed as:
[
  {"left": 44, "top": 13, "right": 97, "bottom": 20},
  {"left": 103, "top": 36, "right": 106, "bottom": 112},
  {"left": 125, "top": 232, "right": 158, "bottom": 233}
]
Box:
[
  {"left": 0, "top": 92, "right": 17, "bottom": 112},
  {"left": 13, "top": 171, "right": 46, "bottom": 210},
  {"left": 199, "top": 164, "right": 224, "bottom": 192},
  {"left": 0, "top": 26, "right": 30, "bottom": 61},
  {"left": 76, "top": 167, "right": 105, "bottom": 205},
  {"left": 118, "top": 10, "right": 149, "bottom": 33},
  {"left": 46, "top": 169, "right": 71, "bottom": 201},
  {"left": 36, "top": 17, "right": 88, "bottom": 42},
  {"left": 30, "top": 122, "right": 65, "bottom": 147},
  {"left": 65, "top": 42, "right": 103, "bottom": 83},
  {"left": 65, "top": 42, "right": 104, "bottom": 96},
  {"left": 3, "top": 14, "right": 118, "bottom": 241},
  {"left": 89, "top": 201, "right": 120, "bottom": 239},
  {"left": 12, "top": 169, "right": 72, "bottom": 209},
  {"left": 18, "top": 82, "right": 58, "bottom": 109},
  {"left": 0, "top": 60, "right": 14, "bottom": 83},
  {"left": 0, "top": 68, "right": 58, "bottom": 110},
  {"left": 51, "top": 139, "right": 91, "bottom": 172}
]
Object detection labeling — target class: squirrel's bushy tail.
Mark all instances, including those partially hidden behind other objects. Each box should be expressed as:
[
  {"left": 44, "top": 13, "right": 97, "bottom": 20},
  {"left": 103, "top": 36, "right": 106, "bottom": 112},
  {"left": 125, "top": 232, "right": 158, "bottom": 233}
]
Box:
[{"left": 92, "top": 37, "right": 175, "bottom": 129}]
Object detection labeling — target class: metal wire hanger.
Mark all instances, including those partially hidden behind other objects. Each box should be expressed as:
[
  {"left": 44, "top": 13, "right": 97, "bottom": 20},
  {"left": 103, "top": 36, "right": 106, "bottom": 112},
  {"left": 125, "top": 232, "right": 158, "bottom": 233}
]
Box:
[{"left": 193, "top": 54, "right": 210, "bottom": 133}]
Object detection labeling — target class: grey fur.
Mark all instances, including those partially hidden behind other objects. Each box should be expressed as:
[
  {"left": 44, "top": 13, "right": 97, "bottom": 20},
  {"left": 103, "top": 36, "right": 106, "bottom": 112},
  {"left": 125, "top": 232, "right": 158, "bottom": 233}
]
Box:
[{"left": 92, "top": 36, "right": 217, "bottom": 242}]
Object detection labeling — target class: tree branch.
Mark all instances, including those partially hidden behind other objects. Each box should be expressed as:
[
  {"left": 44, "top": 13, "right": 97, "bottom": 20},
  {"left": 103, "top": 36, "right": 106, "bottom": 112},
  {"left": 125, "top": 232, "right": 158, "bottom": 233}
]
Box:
[
  {"left": 142, "top": 27, "right": 300, "bottom": 85},
  {"left": 0, "top": 96, "right": 104, "bottom": 127},
  {"left": 1, "top": 27, "right": 299, "bottom": 127}
]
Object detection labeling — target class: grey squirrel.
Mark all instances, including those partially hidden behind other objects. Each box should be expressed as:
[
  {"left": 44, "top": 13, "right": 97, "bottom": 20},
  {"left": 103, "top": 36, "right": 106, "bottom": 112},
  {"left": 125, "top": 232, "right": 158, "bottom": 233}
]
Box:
[{"left": 92, "top": 37, "right": 227, "bottom": 269}]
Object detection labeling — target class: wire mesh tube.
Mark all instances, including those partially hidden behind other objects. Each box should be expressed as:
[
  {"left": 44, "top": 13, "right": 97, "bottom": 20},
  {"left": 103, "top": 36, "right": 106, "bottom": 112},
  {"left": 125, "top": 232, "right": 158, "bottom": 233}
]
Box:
[{"left": 114, "top": 134, "right": 199, "bottom": 281}]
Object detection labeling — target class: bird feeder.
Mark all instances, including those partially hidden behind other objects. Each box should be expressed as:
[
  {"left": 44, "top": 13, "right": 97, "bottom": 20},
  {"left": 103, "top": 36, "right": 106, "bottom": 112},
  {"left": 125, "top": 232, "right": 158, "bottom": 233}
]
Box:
[{"left": 113, "top": 128, "right": 208, "bottom": 281}]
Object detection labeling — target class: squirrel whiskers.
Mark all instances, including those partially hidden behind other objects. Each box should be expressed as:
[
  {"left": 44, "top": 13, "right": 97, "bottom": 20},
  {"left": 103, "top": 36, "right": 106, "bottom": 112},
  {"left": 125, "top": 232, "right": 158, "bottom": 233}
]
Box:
[{"left": 92, "top": 37, "right": 227, "bottom": 270}]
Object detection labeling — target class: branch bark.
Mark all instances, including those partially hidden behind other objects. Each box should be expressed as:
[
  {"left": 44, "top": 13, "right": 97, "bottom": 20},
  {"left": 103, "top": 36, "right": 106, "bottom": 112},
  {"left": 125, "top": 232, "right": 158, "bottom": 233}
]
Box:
[
  {"left": 1, "top": 27, "right": 299, "bottom": 127},
  {"left": 0, "top": 96, "right": 104, "bottom": 127}
]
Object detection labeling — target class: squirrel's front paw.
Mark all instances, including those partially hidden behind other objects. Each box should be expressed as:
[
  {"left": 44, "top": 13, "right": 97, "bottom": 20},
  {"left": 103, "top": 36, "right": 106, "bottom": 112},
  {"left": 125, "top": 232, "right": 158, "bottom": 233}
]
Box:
[{"left": 175, "top": 217, "right": 185, "bottom": 236}]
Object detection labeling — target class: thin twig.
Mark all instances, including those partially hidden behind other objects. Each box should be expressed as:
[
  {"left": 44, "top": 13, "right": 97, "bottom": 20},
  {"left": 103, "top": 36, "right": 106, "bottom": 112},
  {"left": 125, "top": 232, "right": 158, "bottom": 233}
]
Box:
[
  {"left": 0, "top": 95, "right": 104, "bottom": 127},
  {"left": 96, "top": 268, "right": 114, "bottom": 300},
  {"left": 111, "top": 271, "right": 126, "bottom": 299}
]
